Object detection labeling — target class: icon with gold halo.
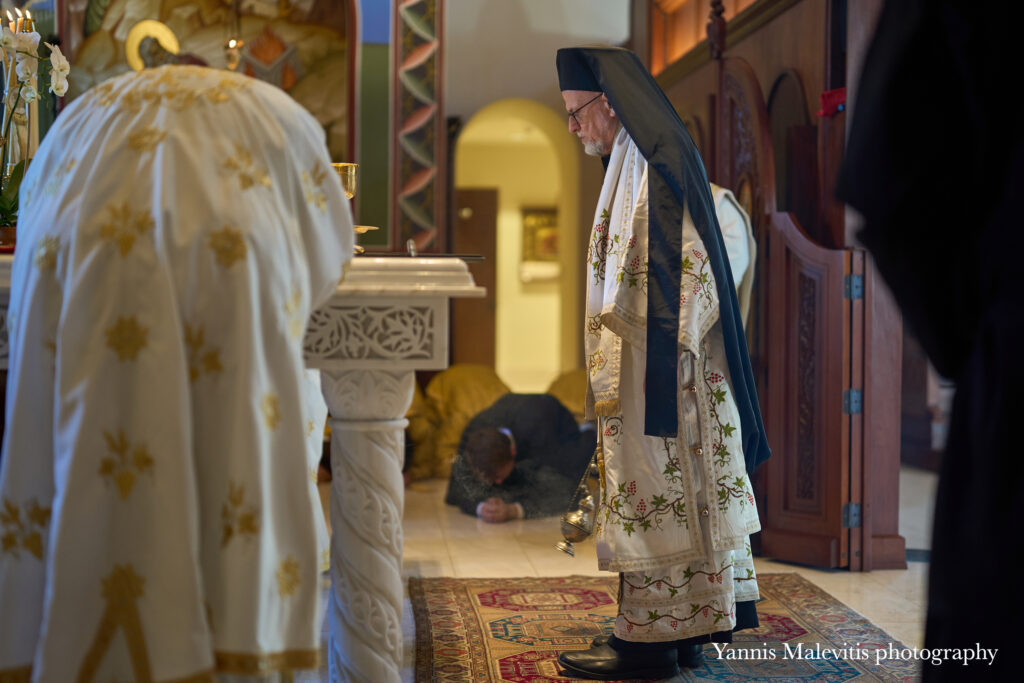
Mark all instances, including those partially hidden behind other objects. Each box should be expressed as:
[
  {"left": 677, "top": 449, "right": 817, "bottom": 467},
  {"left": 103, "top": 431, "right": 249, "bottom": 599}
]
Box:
[{"left": 125, "top": 20, "right": 181, "bottom": 71}]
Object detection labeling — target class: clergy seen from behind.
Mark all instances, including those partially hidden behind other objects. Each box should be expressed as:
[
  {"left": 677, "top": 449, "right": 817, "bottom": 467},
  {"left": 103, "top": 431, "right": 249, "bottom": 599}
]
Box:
[
  {"left": 445, "top": 394, "right": 596, "bottom": 522},
  {"left": 554, "top": 47, "right": 770, "bottom": 680},
  {"left": 0, "top": 66, "right": 353, "bottom": 680}
]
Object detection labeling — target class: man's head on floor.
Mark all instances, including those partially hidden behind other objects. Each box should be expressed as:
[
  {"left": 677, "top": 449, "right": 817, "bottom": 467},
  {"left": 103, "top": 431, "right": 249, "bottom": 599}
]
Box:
[{"left": 464, "top": 427, "right": 516, "bottom": 485}]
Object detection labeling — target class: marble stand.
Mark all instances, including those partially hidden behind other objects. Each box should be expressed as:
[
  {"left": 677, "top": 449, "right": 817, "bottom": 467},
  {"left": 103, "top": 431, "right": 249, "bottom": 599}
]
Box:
[{"left": 303, "top": 257, "right": 482, "bottom": 682}]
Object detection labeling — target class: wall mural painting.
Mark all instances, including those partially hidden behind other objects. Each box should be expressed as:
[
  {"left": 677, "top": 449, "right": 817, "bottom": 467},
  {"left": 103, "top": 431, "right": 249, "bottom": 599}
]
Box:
[{"left": 59, "top": 0, "right": 351, "bottom": 160}]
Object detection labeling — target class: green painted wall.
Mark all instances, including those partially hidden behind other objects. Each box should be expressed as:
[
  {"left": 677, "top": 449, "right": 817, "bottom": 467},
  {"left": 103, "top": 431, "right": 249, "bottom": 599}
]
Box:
[{"left": 357, "top": 43, "right": 390, "bottom": 248}]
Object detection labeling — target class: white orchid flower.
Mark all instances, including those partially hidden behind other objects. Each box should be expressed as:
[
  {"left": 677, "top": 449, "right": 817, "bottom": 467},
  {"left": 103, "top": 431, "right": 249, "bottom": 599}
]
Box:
[
  {"left": 1, "top": 27, "right": 15, "bottom": 52},
  {"left": 44, "top": 42, "right": 70, "bottom": 76},
  {"left": 14, "top": 31, "right": 40, "bottom": 56},
  {"left": 21, "top": 83, "right": 38, "bottom": 103},
  {"left": 16, "top": 53, "right": 38, "bottom": 81},
  {"left": 49, "top": 72, "right": 68, "bottom": 97}
]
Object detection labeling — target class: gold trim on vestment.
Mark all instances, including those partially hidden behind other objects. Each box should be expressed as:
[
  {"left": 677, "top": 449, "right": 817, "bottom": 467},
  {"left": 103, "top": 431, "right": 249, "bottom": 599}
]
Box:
[
  {"left": 2, "top": 666, "right": 216, "bottom": 683},
  {"left": 78, "top": 565, "right": 151, "bottom": 683},
  {"left": 0, "top": 666, "right": 31, "bottom": 683},
  {"left": 594, "top": 399, "right": 621, "bottom": 417},
  {"left": 214, "top": 650, "right": 319, "bottom": 675},
  {"left": 164, "top": 669, "right": 215, "bottom": 683}
]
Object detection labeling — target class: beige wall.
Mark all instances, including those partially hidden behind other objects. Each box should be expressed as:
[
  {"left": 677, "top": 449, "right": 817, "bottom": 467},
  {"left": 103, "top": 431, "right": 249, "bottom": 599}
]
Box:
[
  {"left": 445, "top": 0, "right": 631, "bottom": 122},
  {"left": 455, "top": 99, "right": 583, "bottom": 392},
  {"left": 456, "top": 142, "right": 560, "bottom": 391}
]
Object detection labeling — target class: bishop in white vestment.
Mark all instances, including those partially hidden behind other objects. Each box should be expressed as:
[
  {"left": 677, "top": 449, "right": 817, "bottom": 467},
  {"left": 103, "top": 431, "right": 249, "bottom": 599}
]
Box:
[
  {"left": 0, "top": 65, "right": 353, "bottom": 681},
  {"left": 556, "top": 47, "right": 770, "bottom": 681}
]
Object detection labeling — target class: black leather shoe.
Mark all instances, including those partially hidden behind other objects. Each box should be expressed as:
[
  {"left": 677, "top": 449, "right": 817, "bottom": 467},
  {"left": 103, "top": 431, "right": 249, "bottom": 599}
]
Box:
[
  {"left": 677, "top": 643, "right": 705, "bottom": 668},
  {"left": 589, "top": 634, "right": 705, "bottom": 668},
  {"left": 558, "top": 642, "right": 680, "bottom": 680}
]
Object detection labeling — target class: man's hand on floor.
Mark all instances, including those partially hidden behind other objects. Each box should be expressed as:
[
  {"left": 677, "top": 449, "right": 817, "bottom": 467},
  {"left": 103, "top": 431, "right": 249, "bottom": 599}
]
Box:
[{"left": 476, "top": 497, "right": 523, "bottom": 523}]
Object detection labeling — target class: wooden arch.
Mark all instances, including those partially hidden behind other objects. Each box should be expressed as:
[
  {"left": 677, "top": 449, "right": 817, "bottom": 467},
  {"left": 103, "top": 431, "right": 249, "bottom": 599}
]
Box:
[{"left": 716, "top": 57, "right": 777, "bottom": 230}]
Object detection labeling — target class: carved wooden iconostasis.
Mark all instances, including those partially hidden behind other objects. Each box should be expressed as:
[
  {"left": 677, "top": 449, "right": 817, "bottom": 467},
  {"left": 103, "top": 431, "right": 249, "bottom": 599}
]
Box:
[{"left": 645, "top": 0, "right": 906, "bottom": 571}]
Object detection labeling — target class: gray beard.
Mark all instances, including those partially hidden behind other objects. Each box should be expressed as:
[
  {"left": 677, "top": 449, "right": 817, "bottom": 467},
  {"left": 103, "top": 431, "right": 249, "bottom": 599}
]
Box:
[{"left": 583, "top": 139, "right": 606, "bottom": 156}]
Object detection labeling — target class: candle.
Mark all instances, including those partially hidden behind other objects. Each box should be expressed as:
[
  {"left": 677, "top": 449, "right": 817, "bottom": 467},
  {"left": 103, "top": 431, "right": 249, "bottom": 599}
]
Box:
[
  {"left": 6, "top": 10, "right": 13, "bottom": 34},
  {"left": 14, "top": 8, "right": 21, "bottom": 34},
  {"left": 24, "top": 10, "right": 34, "bottom": 33}
]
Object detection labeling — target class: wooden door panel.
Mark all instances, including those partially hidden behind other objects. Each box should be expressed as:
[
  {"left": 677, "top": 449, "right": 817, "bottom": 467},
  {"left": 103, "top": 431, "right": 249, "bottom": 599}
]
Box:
[
  {"left": 451, "top": 188, "right": 498, "bottom": 367},
  {"left": 712, "top": 55, "right": 867, "bottom": 570},
  {"left": 760, "top": 211, "right": 855, "bottom": 568}
]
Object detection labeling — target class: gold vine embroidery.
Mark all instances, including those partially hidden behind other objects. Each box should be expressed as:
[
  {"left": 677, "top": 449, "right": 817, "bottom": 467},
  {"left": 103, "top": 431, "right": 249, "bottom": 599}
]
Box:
[
  {"left": 302, "top": 163, "right": 329, "bottom": 211},
  {"left": 184, "top": 324, "right": 223, "bottom": 381},
  {"left": 99, "top": 203, "right": 155, "bottom": 257},
  {"left": 224, "top": 143, "right": 271, "bottom": 191},
  {"left": 93, "top": 68, "right": 249, "bottom": 114},
  {"left": 105, "top": 316, "right": 148, "bottom": 361},
  {"left": 34, "top": 236, "right": 59, "bottom": 271},
  {"left": 43, "top": 158, "right": 77, "bottom": 196},
  {"left": 284, "top": 288, "right": 305, "bottom": 340},
  {"left": 99, "top": 430, "right": 154, "bottom": 500},
  {"left": 221, "top": 482, "right": 260, "bottom": 547},
  {"left": 1, "top": 498, "right": 51, "bottom": 560},
  {"left": 276, "top": 556, "right": 300, "bottom": 597},
  {"left": 128, "top": 127, "right": 168, "bottom": 153},
  {"left": 208, "top": 226, "right": 247, "bottom": 268},
  {"left": 261, "top": 394, "right": 281, "bottom": 431}
]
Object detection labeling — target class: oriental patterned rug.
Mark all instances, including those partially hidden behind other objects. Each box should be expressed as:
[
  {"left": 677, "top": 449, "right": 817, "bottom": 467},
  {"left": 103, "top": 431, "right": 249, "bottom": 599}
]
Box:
[{"left": 410, "top": 573, "right": 921, "bottom": 682}]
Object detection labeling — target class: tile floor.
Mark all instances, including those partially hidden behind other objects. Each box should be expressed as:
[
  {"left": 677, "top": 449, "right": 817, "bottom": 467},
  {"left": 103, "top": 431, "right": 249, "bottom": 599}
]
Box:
[{"left": 319, "top": 465, "right": 938, "bottom": 681}]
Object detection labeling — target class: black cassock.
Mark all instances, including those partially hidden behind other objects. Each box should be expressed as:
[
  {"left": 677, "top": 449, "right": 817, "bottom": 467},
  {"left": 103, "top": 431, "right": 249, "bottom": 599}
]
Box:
[
  {"left": 444, "top": 394, "right": 595, "bottom": 519},
  {"left": 839, "top": 1, "right": 1024, "bottom": 679}
]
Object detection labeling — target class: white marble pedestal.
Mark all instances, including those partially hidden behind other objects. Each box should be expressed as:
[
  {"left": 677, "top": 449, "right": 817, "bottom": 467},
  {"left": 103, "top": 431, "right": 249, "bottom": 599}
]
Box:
[{"left": 303, "top": 257, "right": 483, "bottom": 682}]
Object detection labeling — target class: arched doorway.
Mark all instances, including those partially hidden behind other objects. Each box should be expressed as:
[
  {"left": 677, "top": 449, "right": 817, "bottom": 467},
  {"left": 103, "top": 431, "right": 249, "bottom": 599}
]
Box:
[{"left": 453, "top": 99, "right": 582, "bottom": 390}]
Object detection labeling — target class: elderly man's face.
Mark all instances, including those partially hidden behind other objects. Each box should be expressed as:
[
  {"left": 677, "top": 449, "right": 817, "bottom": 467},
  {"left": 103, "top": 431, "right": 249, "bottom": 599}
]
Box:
[{"left": 562, "top": 90, "right": 618, "bottom": 156}]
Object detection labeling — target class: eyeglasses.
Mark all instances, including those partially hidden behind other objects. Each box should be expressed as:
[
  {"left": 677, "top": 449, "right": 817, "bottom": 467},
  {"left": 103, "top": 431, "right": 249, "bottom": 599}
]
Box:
[{"left": 568, "top": 94, "right": 602, "bottom": 126}]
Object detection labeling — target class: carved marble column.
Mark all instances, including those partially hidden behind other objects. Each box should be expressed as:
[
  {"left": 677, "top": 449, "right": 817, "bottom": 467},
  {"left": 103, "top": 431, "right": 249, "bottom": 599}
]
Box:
[
  {"left": 319, "top": 369, "right": 413, "bottom": 682},
  {"left": 303, "top": 258, "right": 483, "bottom": 682}
]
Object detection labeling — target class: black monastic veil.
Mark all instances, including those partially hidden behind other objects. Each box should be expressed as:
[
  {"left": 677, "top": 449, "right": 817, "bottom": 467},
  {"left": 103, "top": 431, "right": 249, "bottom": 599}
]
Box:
[{"left": 557, "top": 46, "right": 770, "bottom": 473}]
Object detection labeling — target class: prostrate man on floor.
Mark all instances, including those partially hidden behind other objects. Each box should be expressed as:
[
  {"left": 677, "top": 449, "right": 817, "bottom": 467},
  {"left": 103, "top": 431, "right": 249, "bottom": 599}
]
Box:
[
  {"left": 445, "top": 394, "right": 596, "bottom": 523},
  {"left": 554, "top": 46, "right": 771, "bottom": 680}
]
